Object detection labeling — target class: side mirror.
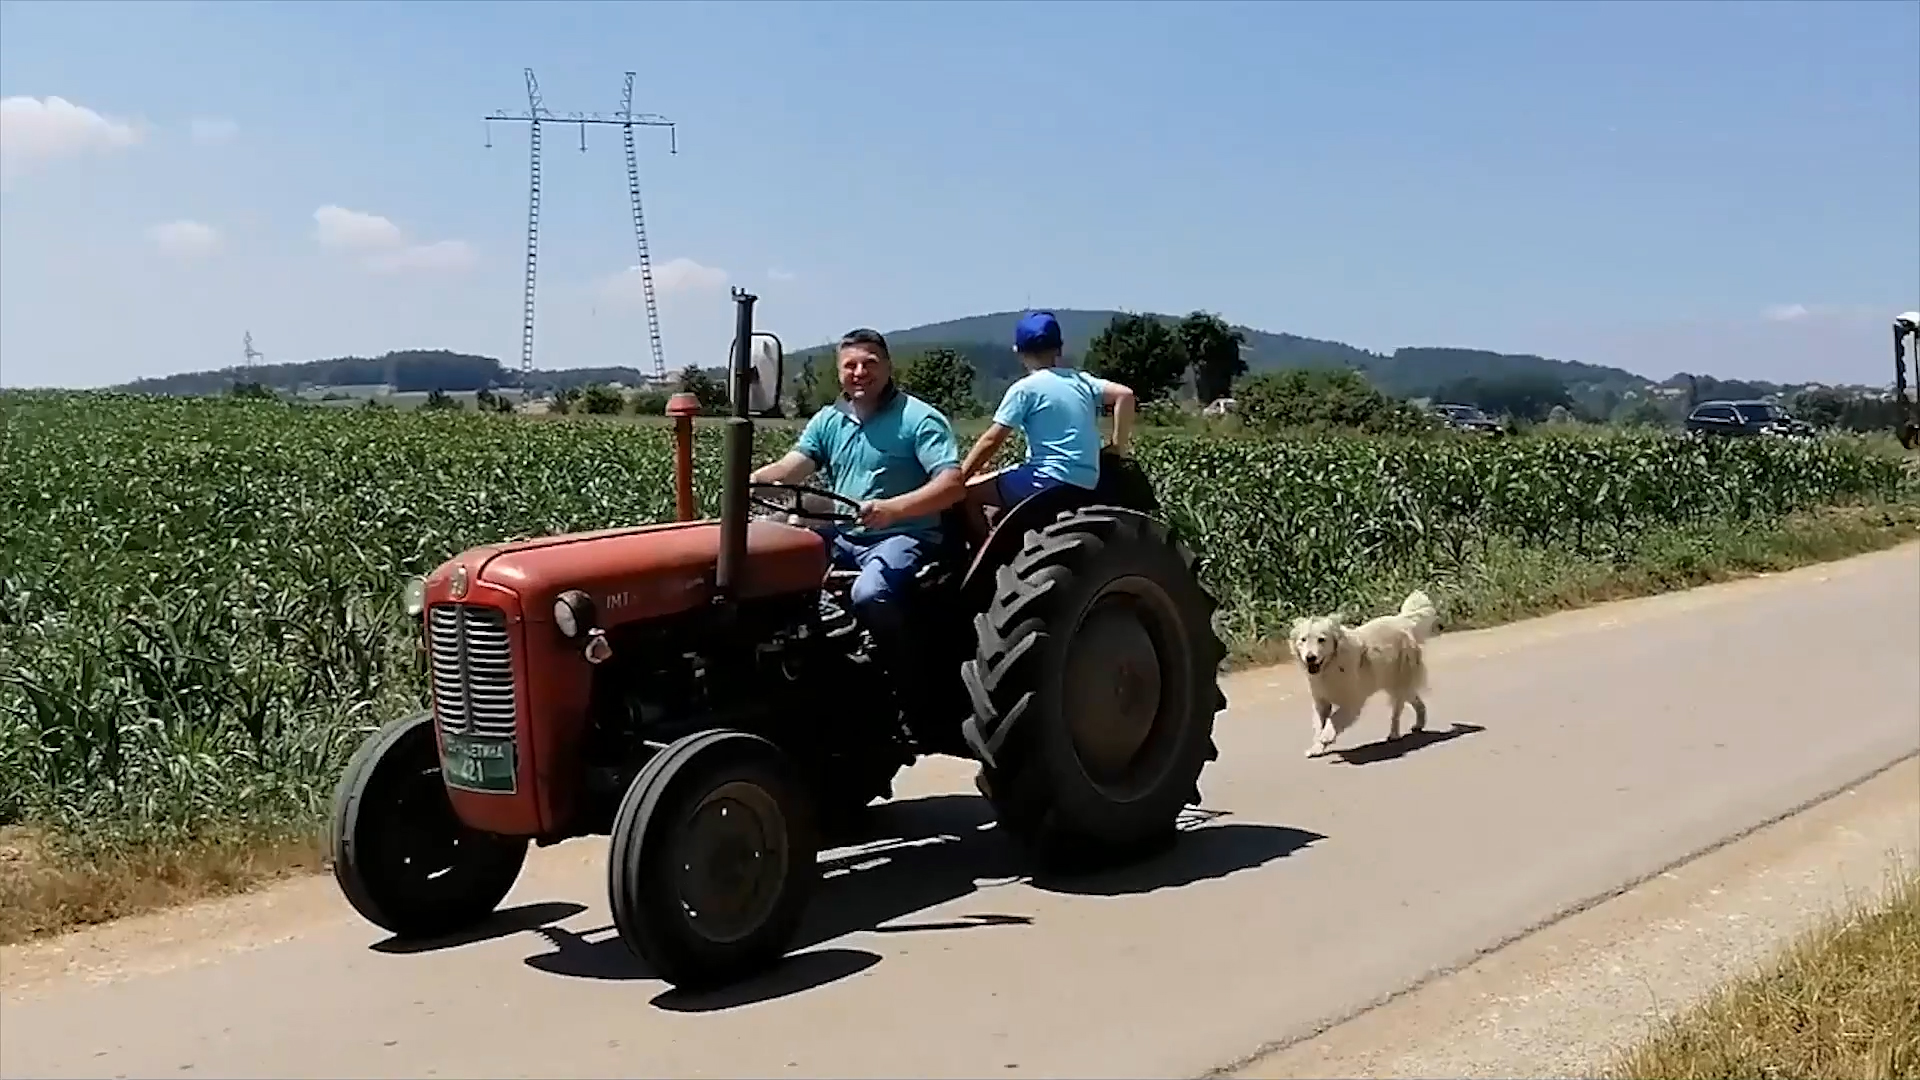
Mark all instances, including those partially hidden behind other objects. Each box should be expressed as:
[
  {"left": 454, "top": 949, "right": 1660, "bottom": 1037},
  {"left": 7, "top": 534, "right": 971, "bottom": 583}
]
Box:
[{"left": 734, "top": 332, "right": 785, "bottom": 417}]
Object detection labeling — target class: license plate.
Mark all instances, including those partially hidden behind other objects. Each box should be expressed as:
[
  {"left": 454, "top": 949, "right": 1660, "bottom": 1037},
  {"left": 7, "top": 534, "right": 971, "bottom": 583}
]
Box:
[{"left": 440, "top": 731, "right": 517, "bottom": 794}]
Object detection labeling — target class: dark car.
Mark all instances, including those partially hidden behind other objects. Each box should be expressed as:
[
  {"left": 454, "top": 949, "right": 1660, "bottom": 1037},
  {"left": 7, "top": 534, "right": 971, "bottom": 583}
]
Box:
[
  {"left": 1432, "top": 403, "right": 1503, "bottom": 435},
  {"left": 1684, "top": 399, "right": 1814, "bottom": 439}
]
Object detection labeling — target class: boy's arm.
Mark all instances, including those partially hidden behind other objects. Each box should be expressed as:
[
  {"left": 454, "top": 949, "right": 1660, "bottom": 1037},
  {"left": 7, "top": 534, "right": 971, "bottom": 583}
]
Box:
[
  {"left": 958, "top": 382, "right": 1027, "bottom": 480},
  {"left": 959, "top": 424, "right": 1012, "bottom": 481},
  {"left": 1097, "top": 378, "right": 1137, "bottom": 454}
]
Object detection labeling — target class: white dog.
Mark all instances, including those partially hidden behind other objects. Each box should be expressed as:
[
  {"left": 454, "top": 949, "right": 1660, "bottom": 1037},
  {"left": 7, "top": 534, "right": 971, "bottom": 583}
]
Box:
[{"left": 1288, "top": 590, "right": 1439, "bottom": 758}]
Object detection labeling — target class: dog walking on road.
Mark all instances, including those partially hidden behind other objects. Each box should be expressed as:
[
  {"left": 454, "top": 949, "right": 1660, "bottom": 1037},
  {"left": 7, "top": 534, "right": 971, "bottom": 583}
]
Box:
[{"left": 1288, "top": 589, "right": 1440, "bottom": 758}]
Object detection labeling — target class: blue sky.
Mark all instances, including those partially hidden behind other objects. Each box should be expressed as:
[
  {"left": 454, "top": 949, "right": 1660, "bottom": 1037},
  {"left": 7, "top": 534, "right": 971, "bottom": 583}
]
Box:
[{"left": 1, "top": 0, "right": 1914, "bottom": 389}]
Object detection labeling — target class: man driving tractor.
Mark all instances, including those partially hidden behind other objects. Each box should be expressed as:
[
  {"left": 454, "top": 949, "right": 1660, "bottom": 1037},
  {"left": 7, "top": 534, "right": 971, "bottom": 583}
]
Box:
[{"left": 749, "top": 327, "right": 965, "bottom": 691}]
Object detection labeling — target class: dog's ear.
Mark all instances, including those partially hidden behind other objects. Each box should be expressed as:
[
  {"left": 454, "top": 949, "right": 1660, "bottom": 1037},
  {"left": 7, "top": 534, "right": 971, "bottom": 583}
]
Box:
[
  {"left": 1288, "top": 616, "right": 1312, "bottom": 644},
  {"left": 1329, "top": 611, "right": 1349, "bottom": 629}
]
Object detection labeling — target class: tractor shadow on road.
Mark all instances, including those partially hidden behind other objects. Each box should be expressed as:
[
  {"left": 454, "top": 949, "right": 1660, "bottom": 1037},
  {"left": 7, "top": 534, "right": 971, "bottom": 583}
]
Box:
[
  {"left": 1331, "top": 722, "right": 1486, "bottom": 766},
  {"left": 520, "top": 792, "right": 1321, "bottom": 1007},
  {"left": 368, "top": 900, "right": 588, "bottom": 955}
]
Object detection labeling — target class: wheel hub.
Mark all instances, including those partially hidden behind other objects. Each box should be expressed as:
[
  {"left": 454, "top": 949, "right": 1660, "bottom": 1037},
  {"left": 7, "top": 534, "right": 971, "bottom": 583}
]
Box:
[
  {"left": 674, "top": 781, "right": 789, "bottom": 944},
  {"left": 1064, "top": 594, "right": 1164, "bottom": 783}
]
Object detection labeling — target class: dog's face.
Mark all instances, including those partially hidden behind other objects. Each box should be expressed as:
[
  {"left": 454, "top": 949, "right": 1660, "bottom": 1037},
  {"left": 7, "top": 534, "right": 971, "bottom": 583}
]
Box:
[{"left": 1290, "top": 615, "right": 1344, "bottom": 675}]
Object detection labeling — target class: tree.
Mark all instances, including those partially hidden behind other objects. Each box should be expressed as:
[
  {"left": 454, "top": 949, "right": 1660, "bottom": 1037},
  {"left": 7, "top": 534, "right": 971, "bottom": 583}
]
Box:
[
  {"left": 677, "top": 365, "right": 729, "bottom": 412},
  {"left": 579, "top": 383, "right": 626, "bottom": 415},
  {"left": 1233, "top": 368, "right": 1430, "bottom": 435},
  {"left": 794, "top": 353, "right": 822, "bottom": 416},
  {"left": 1085, "top": 312, "right": 1188, "bottom": 403},
  {"left": 1178, "top": 311, "right": 1247, "bottom": 403},
  {"left": 628, "top": 390, "right": 671, "bottom": 417},
  {"left": 896, "top": 347, "right": 979, "bottom": 417},
  {"left": 1611, "top": 396, "right": 1672, "bottom": 429},
  {"left": 1432, "top": 373, "right": 1574, "bottom": 423},
  {"left": 226, "top": 381, "right": 276, "bottom": 401},
  {"left": 421, "top": 389, "right": 463, "bottom": 411}
]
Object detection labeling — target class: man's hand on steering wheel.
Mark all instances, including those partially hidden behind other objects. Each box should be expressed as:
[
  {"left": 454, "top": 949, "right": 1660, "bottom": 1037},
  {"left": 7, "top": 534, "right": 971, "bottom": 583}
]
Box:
[{"left": 747, "top": 481, "right": 864, "bottom": 526}]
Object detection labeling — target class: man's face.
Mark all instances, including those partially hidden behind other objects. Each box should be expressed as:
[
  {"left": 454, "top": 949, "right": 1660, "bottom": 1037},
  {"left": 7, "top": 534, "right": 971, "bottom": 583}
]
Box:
[{"left": 837, "top": 343, "right": 889, "bottom": 402}]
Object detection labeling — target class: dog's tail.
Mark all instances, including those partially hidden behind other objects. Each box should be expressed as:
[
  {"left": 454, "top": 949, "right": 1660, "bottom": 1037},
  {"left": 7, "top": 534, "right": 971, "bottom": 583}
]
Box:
[{"left": 1399, "top": 589, "right": 1438, "bottom": 641}]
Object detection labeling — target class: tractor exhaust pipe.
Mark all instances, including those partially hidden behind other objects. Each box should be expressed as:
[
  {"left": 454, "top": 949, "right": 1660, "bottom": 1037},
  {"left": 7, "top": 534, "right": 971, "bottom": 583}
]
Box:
[
  {"left": 715, "top": 288, "right": 758, "bottom": 598},
  {"left": 1896, "top": 313, "right": 1920, "bottom": 450},
  {"left": 666, "top": 391, "right": 700, "bottom": 521}
]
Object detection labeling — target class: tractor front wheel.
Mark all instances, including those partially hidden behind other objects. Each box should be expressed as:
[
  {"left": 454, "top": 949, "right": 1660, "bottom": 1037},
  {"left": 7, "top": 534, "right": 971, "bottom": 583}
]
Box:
[
  {"left": 607, "top": 730, "right": 819, "bottom": 990},
  {"left": 962, "top": 506, "right": 1228, "bottom": 868},
  {"left": 328, "top": 712, "right": 528, "bottom": 939}
]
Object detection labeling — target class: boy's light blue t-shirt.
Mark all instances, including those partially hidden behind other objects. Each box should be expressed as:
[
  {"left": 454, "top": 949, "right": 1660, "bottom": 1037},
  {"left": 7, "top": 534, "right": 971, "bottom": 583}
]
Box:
[
  {"left": 792, "top": 386, "right": 960, "bottom": 542},
  {"left": 993, "top": 367, "right": 1110, "bottom": 490}
]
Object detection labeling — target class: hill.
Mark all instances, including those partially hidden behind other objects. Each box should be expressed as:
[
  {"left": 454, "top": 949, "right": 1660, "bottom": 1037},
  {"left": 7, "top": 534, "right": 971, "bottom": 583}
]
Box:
[
  {"left": 118, "top": 352, "right": 656, "bottom": 398},
  {"left": 116, "top": 307, "right": 1848, "bottom": 416},
  {"left": 788, "top": 308, "right": 1657, "bottom": 408}
]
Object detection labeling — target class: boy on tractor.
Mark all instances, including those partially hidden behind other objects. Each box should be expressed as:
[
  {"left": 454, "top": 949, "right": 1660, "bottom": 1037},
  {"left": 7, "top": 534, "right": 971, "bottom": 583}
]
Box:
[{"left": 957, "top": 310, "right": 1138, "bottom": 539}]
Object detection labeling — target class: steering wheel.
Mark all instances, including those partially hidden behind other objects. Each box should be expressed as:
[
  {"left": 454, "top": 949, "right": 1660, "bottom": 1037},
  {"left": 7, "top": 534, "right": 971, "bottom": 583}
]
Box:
[{"left": 748, "top": 481, "right": 863, "bottom": 525}]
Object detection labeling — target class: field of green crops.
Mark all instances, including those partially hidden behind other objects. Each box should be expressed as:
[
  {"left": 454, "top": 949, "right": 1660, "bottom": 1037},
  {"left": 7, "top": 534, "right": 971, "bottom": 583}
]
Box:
[{"left": 1, "top": 392, "right": 1910, "bottom": 851}]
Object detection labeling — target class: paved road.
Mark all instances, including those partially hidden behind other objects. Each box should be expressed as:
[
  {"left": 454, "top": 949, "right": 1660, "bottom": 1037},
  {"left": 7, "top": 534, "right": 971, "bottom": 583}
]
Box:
[{"left": 4, "top": 546, "right": 1917, "bottom": 1080}]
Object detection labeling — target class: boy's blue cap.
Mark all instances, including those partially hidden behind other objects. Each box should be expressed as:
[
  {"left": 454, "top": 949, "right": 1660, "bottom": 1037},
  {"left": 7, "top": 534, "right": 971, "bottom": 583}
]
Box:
[{"left": 1014, "top": 310, "right": 1063, "bottom": 353}]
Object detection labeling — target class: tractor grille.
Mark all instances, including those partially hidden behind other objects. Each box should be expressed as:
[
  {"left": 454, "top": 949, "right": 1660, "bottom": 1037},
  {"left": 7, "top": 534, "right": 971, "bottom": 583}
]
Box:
[{"left": 427, "top": 603, "right": 519, "bottom": 740}]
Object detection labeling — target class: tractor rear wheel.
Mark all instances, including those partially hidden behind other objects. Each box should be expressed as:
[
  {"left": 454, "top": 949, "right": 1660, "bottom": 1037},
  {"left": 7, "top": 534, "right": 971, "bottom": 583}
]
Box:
[
  {"left": 607, "top": 730, "right": 819, "bottom": 990},
  {"left": 328, "top": 712, "right": 528, "bottom": 939},
  {"left": 961, "top": 506, "right": 1227, "bottom": 868}
]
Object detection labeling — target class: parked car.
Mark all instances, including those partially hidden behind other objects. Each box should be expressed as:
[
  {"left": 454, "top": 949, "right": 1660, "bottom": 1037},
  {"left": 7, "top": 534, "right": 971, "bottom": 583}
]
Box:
[
  {"left": 1684, "top": 399, "right": 1814, "bottom": 439},
  {"left": 1431, "top": 403, "right": 1503, "bottom": 435}
]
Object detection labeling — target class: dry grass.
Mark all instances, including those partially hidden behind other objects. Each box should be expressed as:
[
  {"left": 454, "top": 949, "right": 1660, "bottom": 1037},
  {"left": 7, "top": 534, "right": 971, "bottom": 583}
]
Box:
[
  {"left": 1609, "top": 865, "right": 1920, "bottom": 1080},
  {"left": 0, "top": 825, "right": 324, "bottom": 946},
  {"left": 4, "top": 503, "right": 1916, "bottom": 947}
]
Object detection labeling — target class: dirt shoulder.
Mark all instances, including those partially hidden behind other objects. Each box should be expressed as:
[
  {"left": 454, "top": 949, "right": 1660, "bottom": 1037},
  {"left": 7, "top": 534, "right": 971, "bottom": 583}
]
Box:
[{"left": 1225, "top": 754, "right": 1920, "bottom": 1080}]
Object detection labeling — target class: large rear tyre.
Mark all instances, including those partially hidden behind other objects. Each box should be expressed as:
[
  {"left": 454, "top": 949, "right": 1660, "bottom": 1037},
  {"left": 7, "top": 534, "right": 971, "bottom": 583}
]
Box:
[
  {"left": 607, "top": 730, "right": 819, "bottom": 991},
  {"left": 961, "top": 506, "right": 1228, "bottom": 868},
  {"left": 328, "top": 712, "right": 528, "bottom": 938}
]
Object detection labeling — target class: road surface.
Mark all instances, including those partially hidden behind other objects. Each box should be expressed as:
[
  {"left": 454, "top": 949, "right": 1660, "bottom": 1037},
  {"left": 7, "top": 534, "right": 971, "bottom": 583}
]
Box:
[{"left": 4, "top": 545, "right": 1917, "bottom": 1080}]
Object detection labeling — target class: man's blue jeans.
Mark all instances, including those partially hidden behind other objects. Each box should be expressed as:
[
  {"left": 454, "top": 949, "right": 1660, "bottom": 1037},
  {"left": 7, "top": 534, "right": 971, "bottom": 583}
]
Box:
[{"left": 826, "top": 531, "right": 928, "bottom": 640}]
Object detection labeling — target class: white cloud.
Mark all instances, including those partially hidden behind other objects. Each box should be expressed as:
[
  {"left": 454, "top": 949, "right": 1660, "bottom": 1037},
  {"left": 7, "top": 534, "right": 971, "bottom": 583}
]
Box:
[
  {"left": 145, "top": 219, "right": 220, "bottom": 259},
  {"left": 1761, "top": 302, "right": 1878, "bottom": 324},
  {"left": 313, "top": 205, "right": 404, "bottom": 252},
  {"left": 366, "top": 239, "right": 478, "bottom": 275},
  {"left": 311, "top": 204, "right": 473, "bottom": 274},
  {"left": 189, "top": 117, "right": 239, "bottom": 146},
  {"left": 601, "top": 257, "right": 729, "bottom": 305},
  {"left": 767, "top": 267, "right": 796, "bottom": 282},
  {"left": 0, "top": 95, "right": 141, "bottom": 187}
]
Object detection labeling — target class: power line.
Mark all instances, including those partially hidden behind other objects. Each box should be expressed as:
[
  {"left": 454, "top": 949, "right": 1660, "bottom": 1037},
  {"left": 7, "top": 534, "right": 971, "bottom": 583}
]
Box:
[
  {"left": 484, "top": 68, "right": 678, "bottom": 386},
  {"left": 243, "top": 331, "right": 263, "bottom": 367}
]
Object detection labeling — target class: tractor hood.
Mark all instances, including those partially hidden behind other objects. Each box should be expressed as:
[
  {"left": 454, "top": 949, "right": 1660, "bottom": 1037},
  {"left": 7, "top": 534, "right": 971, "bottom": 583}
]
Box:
[{"left": 424, "top": 518, "right": 829, "bottom": 624}]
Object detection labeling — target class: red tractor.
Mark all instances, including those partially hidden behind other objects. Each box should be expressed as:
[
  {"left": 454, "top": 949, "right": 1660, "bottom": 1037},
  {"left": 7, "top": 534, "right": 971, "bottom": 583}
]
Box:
[{"left": 327, "top": 289, "right": 1228, "bottom": 989}]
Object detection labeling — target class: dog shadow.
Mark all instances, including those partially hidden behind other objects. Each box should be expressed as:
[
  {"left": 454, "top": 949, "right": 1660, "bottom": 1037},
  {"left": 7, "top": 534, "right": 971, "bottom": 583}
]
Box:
[
  {"left": 519, "top": 792, "right": 1319, "bottom": 1009},
  {"left": 1332, "top": 722, "right": 1486, "bottom": 766}
]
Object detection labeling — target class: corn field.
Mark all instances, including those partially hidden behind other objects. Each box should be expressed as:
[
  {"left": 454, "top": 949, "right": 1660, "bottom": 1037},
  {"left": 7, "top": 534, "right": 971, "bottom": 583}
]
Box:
[{"left": 0, "top": 393, "right": 1907, "bottom": 847}]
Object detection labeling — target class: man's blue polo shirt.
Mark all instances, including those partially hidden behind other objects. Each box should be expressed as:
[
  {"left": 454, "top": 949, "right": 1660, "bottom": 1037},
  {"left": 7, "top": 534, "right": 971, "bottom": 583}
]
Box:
[{"left": 793, "top": 384, "right": 960, "bottom": 542}]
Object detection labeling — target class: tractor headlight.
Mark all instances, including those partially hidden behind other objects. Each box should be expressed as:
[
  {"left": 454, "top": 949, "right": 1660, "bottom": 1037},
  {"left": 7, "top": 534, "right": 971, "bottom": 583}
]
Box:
[
  {"left": 402, "top": 576, "right": 427, "bottom": 617},
  {"left": 553, "top": 589, "right": 596, "bottom": 639}
]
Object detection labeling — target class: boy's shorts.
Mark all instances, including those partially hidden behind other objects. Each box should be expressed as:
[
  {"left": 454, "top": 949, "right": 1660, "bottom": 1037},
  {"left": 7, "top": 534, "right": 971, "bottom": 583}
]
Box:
[{"left": 996, "top": 463, "right": 1086, "bottom": 504}]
